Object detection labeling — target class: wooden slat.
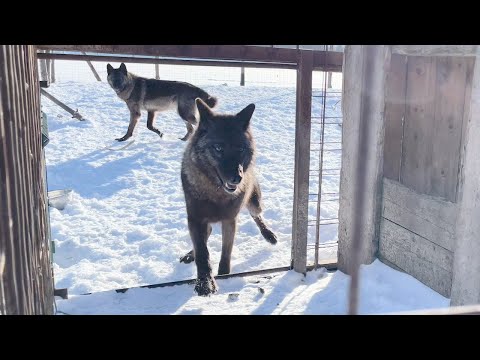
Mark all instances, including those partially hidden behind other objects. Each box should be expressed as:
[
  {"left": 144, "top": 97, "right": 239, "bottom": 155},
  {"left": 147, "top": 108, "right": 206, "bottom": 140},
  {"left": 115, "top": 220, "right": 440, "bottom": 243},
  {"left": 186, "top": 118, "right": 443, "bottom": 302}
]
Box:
[
  {"left": 401, "top": 56, "right": 437, "bottom": 196},
  {"left": 379, "top": 218, "right": 453, "bottom": 297},
  {"left": 36, "top": 45, "right": 344, "bottom": 72},
  {"left": 312, "top": 50, "right": 343, "bottom": 72},
  {"left": 455, "top": 57, "right": 476, "bottom": 201},
  {"left": 383, "top": 178, "right": 457, "bottom": 227},
  {"left": 450, "top": 56, "right": 480, "bottom": 306},
  {"left": 81, "top": 52, "right": 102, "bottom": 81},
  {"left": 392, "top": 45, "right": 477, "bottom": 57},
  {"left": 291, "top": 50, "right": 313, "bottom": 274},
  {"left": 37, "top": 45, "right": 301, "bottom": 63},
  {"left": 37, "top": 52, "right": 298, "bottom": 70},
  {"left": 382, "top": 199, "right": 455, "bottom": 251},
  {"left": 384, "top": 54, "right": 407, "bottom": 180},
  {"left": 399, "top": 56, "right": 473, "bottom": 202},
  {"left": 430, "top": 57, "right": 469, "bottom": 201},
  {"left": 40, "top": 89, "right": 84, "bottom": 121}
]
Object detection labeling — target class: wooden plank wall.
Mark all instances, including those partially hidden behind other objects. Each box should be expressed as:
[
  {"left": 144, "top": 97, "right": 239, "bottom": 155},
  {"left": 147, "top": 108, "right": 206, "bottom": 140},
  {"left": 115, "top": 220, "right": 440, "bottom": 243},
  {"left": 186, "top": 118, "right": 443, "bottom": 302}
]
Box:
[
  {"left": 0, "top": 45, "right": 54, "bottom": 314},
  {"left": 381, "top": 54, "right": 475, "bottom": 297},
  {"left": 383, "top": 54, "right": 475, "bottom": 203},
  {"left": 379, "top": 179, "right": 457, "bottom": 297}
]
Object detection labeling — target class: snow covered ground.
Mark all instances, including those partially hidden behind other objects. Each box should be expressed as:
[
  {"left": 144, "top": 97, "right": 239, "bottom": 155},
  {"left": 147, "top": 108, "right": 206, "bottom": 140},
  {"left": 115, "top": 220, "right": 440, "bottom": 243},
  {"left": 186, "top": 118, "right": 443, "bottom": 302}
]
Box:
[
  {"left": 43, "top": 76, "right": 340, "bottom": 296},
  {"left": 55, "top": 260, "right": 449, "bottom": 315},
  {"left": 42, "top": 62, "right": 449, "bottom": 314}
]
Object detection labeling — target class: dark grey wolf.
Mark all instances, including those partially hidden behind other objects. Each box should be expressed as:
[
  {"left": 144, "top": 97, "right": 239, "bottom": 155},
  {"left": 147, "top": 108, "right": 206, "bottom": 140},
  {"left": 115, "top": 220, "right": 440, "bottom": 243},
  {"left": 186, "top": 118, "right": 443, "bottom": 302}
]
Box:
[
  {"left": 180, "top": 98, "right": 278, "bottom": 296},
  {"left": 106, "top": 63, "right": 218, "bottom": 142}
]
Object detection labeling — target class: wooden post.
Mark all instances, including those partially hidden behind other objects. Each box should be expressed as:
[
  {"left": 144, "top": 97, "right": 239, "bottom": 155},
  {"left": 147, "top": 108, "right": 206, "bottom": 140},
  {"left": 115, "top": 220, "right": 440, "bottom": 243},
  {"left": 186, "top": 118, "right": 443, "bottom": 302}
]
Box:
[
  {"left": 451, "top": 54, "right": 480, "bottom": 306},
  {"left": 155, "top": 57, "right": 160, "bottom": 79},
  {"left": 240, "top": 66, "right": 245, "bottom": 86},
  {"left": 81, "top": 52, "right": 101, "bottom": 81},
  {"left": 40, "top": 89, "right": 84, "bottom": 121},
  {"left": 327, "top": 45, "right": 333, "bottom": 88},
  {"left": 337, "top": 45, "right": 390, "bottom": 275},
  {"left": 39, "top": 50, "right": 49, "bottom": 83},
  {"left": 291, "top": 50, "right": 313, "bottom": 274},
  {"left": 0, "top": 45, "right": 54, "bottom": 315},
  {"left": 49, "top": 55, "right": 55, "bottom": 83},
  {"left": 45, "top": 50, "right": 51, "bottom": 83}
]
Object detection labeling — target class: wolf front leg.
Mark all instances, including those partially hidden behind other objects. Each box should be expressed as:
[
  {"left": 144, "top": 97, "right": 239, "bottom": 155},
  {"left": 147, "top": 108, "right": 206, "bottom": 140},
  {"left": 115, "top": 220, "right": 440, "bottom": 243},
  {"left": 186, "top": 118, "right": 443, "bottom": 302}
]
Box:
[
  {"left": 188, "top": 218, "right": 218, "bottom": 296},
  {"left": 180, "top": 224, "right": 212, "bottom": 264},
  {"left": 218, "top": 218, "right": 236, "bottom": 275},
  {"left": 116, "top": 106, "right": 141, "bottom": 142},
  {"left": 247, "top": 183, "right": 278, "bottom": 245}
]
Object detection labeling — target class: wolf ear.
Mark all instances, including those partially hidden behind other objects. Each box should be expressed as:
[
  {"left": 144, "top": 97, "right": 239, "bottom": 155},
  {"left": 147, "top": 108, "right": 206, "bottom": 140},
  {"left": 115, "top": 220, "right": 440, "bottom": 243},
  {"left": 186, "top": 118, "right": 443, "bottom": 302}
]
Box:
[
  {"left": 119, "top": 63, "right": 127, "bottom": 75},
  {"left": 107, "top": 63, "right": 113, "bottom": 75},
  {"left": 196, "top": 98, "right": 214, "bottom": 125},
  {"left": 237, "top": 104, "right": 255, "bottom": 130}
]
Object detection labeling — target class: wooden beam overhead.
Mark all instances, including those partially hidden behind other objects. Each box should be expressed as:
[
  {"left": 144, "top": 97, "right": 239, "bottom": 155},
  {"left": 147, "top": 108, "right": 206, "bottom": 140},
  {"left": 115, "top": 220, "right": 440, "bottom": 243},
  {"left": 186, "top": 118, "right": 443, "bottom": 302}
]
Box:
[{"left": 37, "top": 45, "right": 343, "bottom": 72}]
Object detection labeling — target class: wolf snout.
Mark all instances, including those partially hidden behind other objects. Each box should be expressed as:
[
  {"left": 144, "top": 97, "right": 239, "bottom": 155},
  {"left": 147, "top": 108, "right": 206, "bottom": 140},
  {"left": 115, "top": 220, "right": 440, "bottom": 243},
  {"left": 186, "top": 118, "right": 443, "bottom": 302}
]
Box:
[
  {"left": 228, "top": 175, "right": 242, "bottom": 185},
  {"left": 224, "top": 175, "right": 242, "bottom": 193}
]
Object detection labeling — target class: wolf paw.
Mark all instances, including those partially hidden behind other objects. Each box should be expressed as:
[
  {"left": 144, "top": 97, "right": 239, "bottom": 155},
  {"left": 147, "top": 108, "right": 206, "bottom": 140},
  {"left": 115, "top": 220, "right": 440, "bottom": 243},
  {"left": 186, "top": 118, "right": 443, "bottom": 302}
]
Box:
[
  {"left": 217, "top": 263, "right": 230, "bottom": 276},
  {"left": 179, "top": 250, "right": 194, "bottom": 264},
  {"left": 261, "top": 228, "right": 278, "bottom": 245},
  {"left": 115, "top": 135, "right": 130, "bottom": 142},
  {"left": 194, "top": 276, "right": 218, "bottom": 296}
]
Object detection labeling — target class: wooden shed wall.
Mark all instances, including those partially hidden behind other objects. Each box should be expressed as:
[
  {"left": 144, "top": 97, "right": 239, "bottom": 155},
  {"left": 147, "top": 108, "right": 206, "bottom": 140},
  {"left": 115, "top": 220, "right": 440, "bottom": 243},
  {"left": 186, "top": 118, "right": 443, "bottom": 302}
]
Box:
[
  {"left": 0, "top": 45, "right": 53, "bottom": 315},
  {"left": 379, "top": 53, "right": 475, "bottom": 297}
]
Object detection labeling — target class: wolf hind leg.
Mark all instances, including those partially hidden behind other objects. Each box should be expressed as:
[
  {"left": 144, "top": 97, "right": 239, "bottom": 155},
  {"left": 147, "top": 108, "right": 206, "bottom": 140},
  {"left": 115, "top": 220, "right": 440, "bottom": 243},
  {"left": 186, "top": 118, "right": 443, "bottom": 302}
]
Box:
[
  {"left": 177, "top": 99, "right": 198, "bottom": 141},
  {"left": 179, "top": 122, "right": 195, "bottom": 142},
  {"left": 247, "top": 183, "right": 278, "bottom": 245}
]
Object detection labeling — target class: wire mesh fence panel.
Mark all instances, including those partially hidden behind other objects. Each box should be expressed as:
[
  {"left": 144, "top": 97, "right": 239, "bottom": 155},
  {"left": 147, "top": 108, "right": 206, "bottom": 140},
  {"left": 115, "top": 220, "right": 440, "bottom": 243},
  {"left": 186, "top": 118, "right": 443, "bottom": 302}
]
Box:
[{"left": 307, "top": 58, "right": 343, "bottom": 266}]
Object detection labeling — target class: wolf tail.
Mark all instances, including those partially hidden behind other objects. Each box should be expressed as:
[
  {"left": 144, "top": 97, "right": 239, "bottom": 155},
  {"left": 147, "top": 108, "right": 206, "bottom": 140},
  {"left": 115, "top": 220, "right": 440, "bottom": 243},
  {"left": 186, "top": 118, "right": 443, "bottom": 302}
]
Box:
[
  {"left": 205, "top": 95, "right": 218, "bottom": 108},
  {"left": 198, "top": 90, "right": 218, "bottom": 108}
]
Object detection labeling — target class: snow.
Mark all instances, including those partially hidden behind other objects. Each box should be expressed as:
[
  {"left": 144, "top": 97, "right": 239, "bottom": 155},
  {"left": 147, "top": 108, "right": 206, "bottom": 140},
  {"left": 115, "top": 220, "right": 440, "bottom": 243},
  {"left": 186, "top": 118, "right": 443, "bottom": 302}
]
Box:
[
  {"left": 42, "top": 62, "right": 449, "bottom": 314},
  {"left": 55, "top": 260, "right": 449, "bottom": 315},
  {"left": 43, "top": 79, "right": 340, "bottom": 295}
]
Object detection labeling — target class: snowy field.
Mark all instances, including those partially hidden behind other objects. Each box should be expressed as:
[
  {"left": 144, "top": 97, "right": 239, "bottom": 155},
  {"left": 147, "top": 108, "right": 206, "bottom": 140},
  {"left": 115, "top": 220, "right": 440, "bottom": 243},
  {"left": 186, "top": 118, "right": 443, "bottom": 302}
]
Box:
[
  {"left": 43, "top": 74, "right": 340, "bottom": 295},
  {"left": 42, "top": 61, "right": 449, "bottom": 314}
]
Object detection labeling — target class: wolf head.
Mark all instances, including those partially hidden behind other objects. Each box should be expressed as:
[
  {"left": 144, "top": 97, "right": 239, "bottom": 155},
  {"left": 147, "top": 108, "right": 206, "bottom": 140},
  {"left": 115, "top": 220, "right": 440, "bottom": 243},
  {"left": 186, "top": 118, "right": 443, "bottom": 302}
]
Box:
[
  {"left": 106, "top": 63, "right": 129, "bottom": 93},
  {"left": 191, "top": 99, "right": 256, "bottom": 194}
]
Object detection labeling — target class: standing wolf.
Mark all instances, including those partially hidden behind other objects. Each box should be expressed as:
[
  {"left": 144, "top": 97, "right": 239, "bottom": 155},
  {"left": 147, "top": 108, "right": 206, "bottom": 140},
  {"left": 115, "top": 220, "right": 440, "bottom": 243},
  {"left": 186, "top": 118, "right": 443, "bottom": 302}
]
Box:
[
  {"left": 106, "top": 63, "right": 217, "bottom": 142},
  {"left": 180, "top": 98, "right": 278, "bottom": 296}
]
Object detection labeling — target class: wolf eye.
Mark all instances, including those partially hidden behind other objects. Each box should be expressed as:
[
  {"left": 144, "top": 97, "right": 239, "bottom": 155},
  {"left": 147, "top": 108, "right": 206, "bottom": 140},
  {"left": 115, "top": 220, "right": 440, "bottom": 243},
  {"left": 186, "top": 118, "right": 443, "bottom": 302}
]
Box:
[
  {"left": 238, "top": 147, "right": 245, "bottom": 153},
  {"left": 213, "top": 144, "right": 223, "bottom": 152}
]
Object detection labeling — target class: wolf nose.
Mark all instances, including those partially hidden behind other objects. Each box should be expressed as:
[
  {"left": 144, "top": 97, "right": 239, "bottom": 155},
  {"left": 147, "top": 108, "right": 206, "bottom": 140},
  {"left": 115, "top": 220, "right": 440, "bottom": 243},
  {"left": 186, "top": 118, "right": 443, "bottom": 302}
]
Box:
[{"left": 229, "top": 175, "right": 242, "bottom": 185}]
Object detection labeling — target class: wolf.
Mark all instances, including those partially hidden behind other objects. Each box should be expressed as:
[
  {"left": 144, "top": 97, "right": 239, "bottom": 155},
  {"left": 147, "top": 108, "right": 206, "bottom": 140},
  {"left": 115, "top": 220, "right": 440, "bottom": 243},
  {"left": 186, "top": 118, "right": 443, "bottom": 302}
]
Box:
[
  {"left": 180, "top": 98, "right": 278, "bottom": 296},
  {"left": 106, "top": 63, "right": 217, "bottom": 142}
]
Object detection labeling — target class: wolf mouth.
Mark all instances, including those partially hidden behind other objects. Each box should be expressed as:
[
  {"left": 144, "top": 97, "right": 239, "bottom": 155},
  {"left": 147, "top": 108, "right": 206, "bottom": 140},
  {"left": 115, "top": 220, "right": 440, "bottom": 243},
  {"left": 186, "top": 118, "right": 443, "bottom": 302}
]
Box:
[
  {"left": 215, "top": 171, "right": 238, "bottom": 194},
  {"left": 224, "top": 183, "right": 237, "bottom": 193}
]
